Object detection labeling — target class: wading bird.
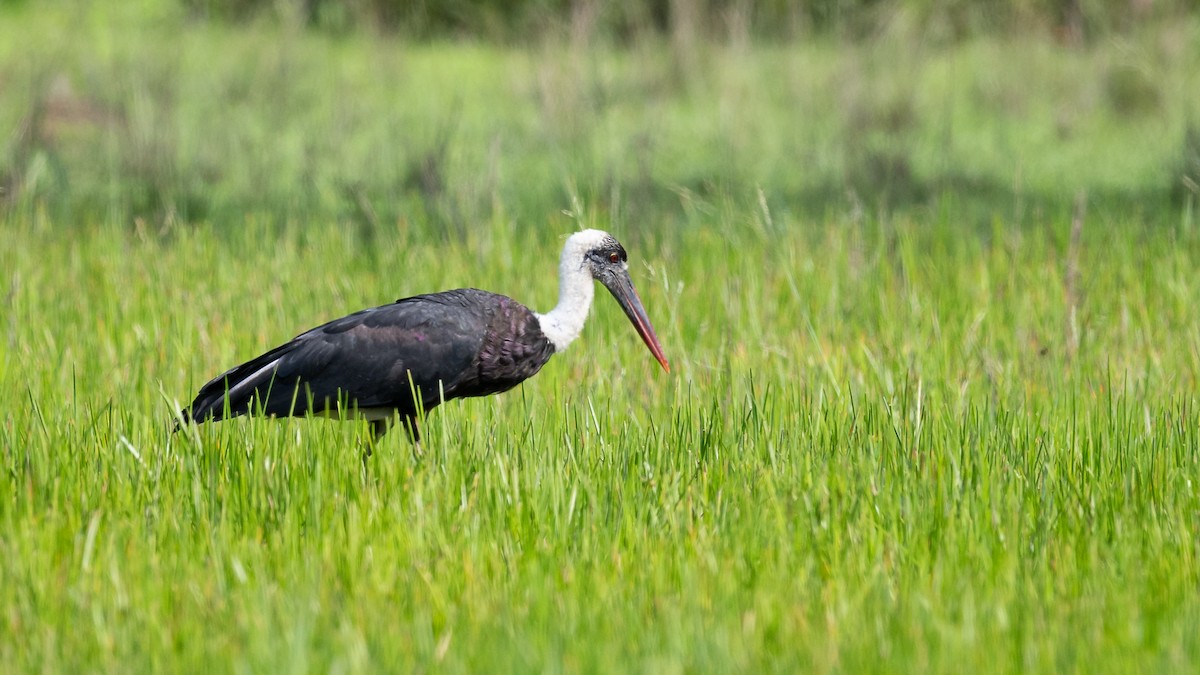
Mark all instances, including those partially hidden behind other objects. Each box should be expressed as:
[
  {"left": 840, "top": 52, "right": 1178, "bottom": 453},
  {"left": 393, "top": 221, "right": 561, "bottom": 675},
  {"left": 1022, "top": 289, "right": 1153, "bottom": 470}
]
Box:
[{"left": 178, "top": 229, "right": 669, "bottom": 444}]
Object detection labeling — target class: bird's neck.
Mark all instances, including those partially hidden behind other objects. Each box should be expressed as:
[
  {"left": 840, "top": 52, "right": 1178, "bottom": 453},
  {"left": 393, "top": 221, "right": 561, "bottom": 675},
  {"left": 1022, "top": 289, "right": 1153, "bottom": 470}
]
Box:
[{"left": 535, "top": 256, "right": 594, "bottom": 352}]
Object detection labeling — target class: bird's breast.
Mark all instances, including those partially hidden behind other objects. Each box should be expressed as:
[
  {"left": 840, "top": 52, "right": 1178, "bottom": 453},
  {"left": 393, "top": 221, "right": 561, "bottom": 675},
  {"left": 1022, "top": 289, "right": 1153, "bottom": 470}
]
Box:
[{"left": 470, "top": 302, "right": 555, "bottom": 396}]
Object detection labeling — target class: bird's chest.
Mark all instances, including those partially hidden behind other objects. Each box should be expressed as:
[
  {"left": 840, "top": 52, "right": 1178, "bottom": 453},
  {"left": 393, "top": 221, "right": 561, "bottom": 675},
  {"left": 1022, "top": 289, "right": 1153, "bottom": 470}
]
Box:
[{"left": 473, "top": 322, "right": 554, "bottom": 395}]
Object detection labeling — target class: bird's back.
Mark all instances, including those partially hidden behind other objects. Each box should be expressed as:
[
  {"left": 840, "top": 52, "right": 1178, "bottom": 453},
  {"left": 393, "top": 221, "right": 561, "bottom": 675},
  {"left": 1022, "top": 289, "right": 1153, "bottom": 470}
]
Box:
[{"left": 183, "top": 288, "right": 555, "bottom": 426}]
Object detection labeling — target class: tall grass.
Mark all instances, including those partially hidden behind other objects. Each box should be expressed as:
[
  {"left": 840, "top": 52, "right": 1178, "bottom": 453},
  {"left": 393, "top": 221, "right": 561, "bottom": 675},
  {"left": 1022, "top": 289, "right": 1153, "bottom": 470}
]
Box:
[
  {"left": 3, "top": 205, "right": 1199, "bottom": 671},
  {"left": 2, "top": 4, "right": 1200, "bottom": 673},
  {"left": 2, "top": 4, "right": 1198, "bottom": 230}
]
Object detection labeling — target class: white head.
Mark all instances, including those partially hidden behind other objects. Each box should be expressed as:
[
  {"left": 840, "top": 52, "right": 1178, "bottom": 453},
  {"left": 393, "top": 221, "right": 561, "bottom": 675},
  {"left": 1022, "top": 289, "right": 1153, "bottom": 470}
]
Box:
[{"left": 535, "top": 229, "right": 669, "bottom": 371}]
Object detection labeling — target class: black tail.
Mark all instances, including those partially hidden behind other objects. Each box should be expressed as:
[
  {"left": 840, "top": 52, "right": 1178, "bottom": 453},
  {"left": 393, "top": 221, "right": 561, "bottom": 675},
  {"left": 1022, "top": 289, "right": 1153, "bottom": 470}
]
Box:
[{"left": 175, "top": 341, "right": 300, "bottom": 432}]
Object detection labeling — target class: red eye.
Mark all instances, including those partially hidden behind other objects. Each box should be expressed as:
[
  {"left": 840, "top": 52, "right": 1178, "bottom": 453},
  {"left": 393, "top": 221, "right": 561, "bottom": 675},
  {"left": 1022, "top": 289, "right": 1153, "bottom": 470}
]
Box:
[{"left": 608, "top": 252, "right": 619, "bottom": 263}]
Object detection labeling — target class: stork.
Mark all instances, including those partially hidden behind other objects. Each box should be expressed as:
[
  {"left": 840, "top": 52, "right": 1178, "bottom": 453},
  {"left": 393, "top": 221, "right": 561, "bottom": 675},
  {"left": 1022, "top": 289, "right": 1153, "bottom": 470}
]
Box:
[{"left": 177, "top": 229, "right": 669, "bottom": 444}]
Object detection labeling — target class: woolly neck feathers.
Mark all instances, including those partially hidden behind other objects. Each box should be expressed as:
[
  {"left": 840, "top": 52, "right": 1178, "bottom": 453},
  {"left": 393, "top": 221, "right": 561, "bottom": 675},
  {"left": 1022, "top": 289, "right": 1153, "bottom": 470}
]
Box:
[{"left": 534, "top": 229, "right": 613, "bottom": 351}]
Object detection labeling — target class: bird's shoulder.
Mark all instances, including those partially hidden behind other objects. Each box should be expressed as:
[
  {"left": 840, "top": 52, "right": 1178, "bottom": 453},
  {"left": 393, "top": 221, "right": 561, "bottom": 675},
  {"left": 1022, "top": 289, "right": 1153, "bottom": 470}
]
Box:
[
  {"left": 291, "top": 289, "right": 546, "bottom": 360},
  {"left": 402, "top": 288, "right": 543, "bottom": 331},
  {"left": 272, "top": 290, "right": 498, "bottom": 387},
  {"left": 305, "top": 289, "right": 499, "bottom": 336}
]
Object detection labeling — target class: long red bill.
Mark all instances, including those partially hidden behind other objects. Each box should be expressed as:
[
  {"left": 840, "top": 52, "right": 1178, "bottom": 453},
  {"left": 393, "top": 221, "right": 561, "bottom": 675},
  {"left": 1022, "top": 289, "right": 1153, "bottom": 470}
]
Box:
[{"left": 603, "top": 271, "right": 670, "bottom": 373}]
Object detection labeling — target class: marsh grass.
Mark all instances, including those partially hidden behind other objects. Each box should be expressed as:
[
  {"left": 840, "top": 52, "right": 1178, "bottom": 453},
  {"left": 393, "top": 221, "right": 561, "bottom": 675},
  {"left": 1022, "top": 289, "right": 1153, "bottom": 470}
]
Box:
[
  {"left": 2, "top": 5, "right": 1198, "bottom": 228},
  {"left": 2, "top": 4, "right": 1200, "bottom": 673},
  {"left": 3, "top": 202, "right": 1200, "bottom": 672}
]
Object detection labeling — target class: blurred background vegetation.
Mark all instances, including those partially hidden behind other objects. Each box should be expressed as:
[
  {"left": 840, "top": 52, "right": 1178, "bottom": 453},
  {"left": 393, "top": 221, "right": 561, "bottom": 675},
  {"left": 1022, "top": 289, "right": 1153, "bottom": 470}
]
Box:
[
  {"left": 177, "top": 0, "right": 1197, "bottom": 43},
  {"left": 1, "top": 0, "right": 1198, "bottom": 235}
]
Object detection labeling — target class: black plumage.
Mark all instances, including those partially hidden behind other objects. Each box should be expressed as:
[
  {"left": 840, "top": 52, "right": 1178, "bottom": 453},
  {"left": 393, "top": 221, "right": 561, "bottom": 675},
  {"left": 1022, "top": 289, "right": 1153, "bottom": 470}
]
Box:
[
  {"left": 178, "top": 229, "right": 669, "bottom": 444},
  {"left": 181, "top": 289, "right": 554, "bottom": 441}
]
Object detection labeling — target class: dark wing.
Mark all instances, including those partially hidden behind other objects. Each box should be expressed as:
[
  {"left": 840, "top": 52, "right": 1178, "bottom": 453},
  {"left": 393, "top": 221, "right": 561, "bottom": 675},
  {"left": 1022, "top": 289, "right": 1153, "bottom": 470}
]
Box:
[{"left": 182, "top": 290, "right": 491, "bottom": 424}]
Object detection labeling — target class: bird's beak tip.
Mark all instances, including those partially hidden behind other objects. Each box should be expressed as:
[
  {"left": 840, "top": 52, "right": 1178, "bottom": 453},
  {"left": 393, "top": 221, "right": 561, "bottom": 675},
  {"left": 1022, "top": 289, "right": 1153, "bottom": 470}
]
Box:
[{"left": 604, "top": 269, "right": 671, "bottom": 376}]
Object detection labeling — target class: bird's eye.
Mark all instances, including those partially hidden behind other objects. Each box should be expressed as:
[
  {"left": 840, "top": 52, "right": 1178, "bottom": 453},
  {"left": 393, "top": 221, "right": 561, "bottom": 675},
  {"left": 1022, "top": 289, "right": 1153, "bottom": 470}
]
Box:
[{"left": 608, "top": 252, "right": 620, "bottom": 263}]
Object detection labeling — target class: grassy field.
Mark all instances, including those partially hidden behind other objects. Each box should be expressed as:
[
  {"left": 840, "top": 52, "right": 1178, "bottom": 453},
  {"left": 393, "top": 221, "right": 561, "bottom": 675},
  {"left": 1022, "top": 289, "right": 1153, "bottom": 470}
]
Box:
[{"left": 3, "top": 3, "right": 1200, "bottom": 674}]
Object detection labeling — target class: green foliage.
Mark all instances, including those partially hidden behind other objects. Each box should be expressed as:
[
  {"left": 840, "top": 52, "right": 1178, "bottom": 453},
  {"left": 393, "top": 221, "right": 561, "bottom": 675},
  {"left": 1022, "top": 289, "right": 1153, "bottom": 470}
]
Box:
[
  {"left": 172, "top": 0, "right": 1200, "bottom": 41},
  {"left": 3, "top": 205, "right": 1200, "bottom": 672},
  {"left": 1104, "top": 64, "right": 1162, "bottom": 117},
  {"left": 2, "top": 5, "right": 1200, "bottom": 672},
  {"left": 2, "top": 6, "right": 1199, "bottom": 232},
  {"left": 1176, "top": 124, "right": 1200, "bottom": 203}
]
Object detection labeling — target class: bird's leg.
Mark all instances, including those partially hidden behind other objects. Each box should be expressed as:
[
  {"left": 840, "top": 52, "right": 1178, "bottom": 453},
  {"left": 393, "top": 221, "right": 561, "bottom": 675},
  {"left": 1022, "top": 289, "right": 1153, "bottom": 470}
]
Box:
[
  {"left": 370, "top": 418, "right": 392, "bottom": 442},
  {"left": 404, "top": 415, "right": 424, "bottom": 462},
  {"left": 360, "top": 418, "right": 391, "bottom": 463}
]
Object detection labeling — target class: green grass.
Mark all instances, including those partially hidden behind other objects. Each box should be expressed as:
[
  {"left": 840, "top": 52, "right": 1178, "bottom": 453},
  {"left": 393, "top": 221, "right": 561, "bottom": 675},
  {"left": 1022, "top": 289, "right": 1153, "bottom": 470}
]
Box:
[
  {"left": 3, "top": 4, "right": 1199, "bottom": 228},
  {"left": 3, "top": 4, "right": 1200, "bottom": 673},
  {"left": 3, "top": 212, "right": 1200, "bottom": 672}
]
